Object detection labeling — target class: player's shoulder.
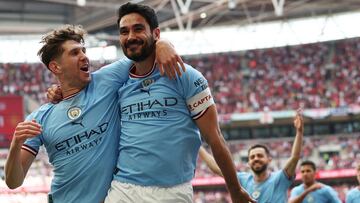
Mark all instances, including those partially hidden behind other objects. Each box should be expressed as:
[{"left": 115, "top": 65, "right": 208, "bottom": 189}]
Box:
[
  {"left": 348, "top": 187, "right": 359, "bottom": 194},
  {"left": 317, "top": 184, "right": 336, "bottom": 195},
  {"left": 35, "top": 103, "right": 54, "bottom": 113},
  {"left": 27, "top": 103, "right": 55, "bottom": 121},
  {"left": 176, "top": 63, "right": 207, "bottom": 87},
  {"left": 347, "top": 187, "right": 359, "bottom": 200},
  {"left": 103, "top": 58, "right": 132, "bottom": 68},
  {"left": 236, "top": 171, "right": 252, "bottom": 179},
  {"left": 322, "top": 184, "right": 335, "bottom": 191},
  {"left": 292, "top": 184, "right": 304, "bottom": 191},
  {"left": 181, "top": 63, "right": 202, "bottom": 75},
  {"left": 92, "top": 59, "right": 132, "bottom": 75}
]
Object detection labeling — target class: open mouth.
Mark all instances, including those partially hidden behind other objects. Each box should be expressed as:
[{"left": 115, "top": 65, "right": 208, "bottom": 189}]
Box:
[{"left": 80, "top": 64, "right": 89, "bottom": 72}]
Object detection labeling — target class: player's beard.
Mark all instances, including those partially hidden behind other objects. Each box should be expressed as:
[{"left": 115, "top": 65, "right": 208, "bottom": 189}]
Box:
[
  {"left": 123, "top": 36, "right": 155, "bottom": 62},
  {"left": 251, "top": 162, "right": 268, "bottom": 175}
]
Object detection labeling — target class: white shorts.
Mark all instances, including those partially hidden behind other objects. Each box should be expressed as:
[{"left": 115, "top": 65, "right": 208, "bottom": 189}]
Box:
[{"left": 104, "top": 180, "right": 193, "bottom": 203}]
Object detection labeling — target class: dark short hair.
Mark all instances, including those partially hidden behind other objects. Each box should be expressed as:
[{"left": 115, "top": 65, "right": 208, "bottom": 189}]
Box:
[
  {"left": 117, "top": 2, "right": 159, "bottom": 31},
  {"left": 248, "top": 144, "right": 270, "bottom": 157},
  {"left": 37, "top": 24, "right": 86, "bottom": 68},
  {"left": 300, "top": 160, "right": 316, "bottom": 171}
]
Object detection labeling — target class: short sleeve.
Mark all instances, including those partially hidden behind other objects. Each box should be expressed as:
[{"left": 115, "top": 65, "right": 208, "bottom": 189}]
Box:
[
  {"left": 178, "top": 64, "right": 215, "bottom": 119},
  {"left": 290, "top": 186, "right": 301, "bottom": 199},
  {"left": 22, "top": 112, "right": 43, "bottom": 156}
]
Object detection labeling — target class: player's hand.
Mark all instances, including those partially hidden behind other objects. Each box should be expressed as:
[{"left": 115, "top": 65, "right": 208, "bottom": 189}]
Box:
[
  {"left": 230, "top": 187, "right": 257, "bottom": 203},
  {"left": 308, "top": 183, "right": 322, "bottom": 192},
  {"left": 47, "top": 84, "right": 63, "bottom": 104},
  {"left": 294, "top": 108, "right": 304, "bottom": 134},
  {"left": 155, "top": 39, "right": 186, "bottom": 80},
  {"left": 12, "top": 120, "right": 42, "bottom": 145}
]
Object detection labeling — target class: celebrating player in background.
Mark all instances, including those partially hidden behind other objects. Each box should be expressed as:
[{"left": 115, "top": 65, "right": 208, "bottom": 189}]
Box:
[
  {"left": 201, "top": 110, "right": 304, "bottom": 202},
  {"left": 345, "top": 163, "right": 360, "bottom": 203},
  {"left": 104, "top": 2, "right": 255, "bottom": 203},
  {"left": 4, "top": 24, "right": 184, "bottom": 203},
  {"left": 289, "top": 160, "right": 342, "bottom": 203}
]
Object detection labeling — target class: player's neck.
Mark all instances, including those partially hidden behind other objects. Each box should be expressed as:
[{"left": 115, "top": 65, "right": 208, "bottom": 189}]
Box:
[
  {"left": 133, "top": 53, "right": 155, "bottom": 75},
  {"left": 254, "top": 170, "right": 269, "bottom": 183},
  {"left": 61, "top": 84, "right": 84, "bottom": 99},
  {"left": 304, "top": 181, "right": 316, "bottom": 188}
]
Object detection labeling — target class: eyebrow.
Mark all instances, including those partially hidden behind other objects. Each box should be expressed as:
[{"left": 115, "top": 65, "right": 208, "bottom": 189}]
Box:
[
  {"left": 120, "top": 23, "right": 145, "bottom": 29},
  {"left": 68, "top": 46, "right": 84, "bottom": 54}
]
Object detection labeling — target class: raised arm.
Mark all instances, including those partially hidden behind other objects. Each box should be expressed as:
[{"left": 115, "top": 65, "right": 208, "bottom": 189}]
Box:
[
  {"left": 283, "top": 109, "right": 304, "bottom": 178},
  {"left": 195, "top": 105, "right": 255, "bottom": 203},
  {"left": 5, "top": 120, "right": 41, "bottom": 189},
  {"left": 198, "top": 146, "right": 223, "bottom": 177}
]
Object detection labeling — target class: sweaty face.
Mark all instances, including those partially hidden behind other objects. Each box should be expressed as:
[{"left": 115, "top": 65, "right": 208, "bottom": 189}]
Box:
[
  {"left": 300, "top": 165, "right": 316, "bottom": 185},
  {"left": 248, "top": 148, "right": 270, "bottom": 175},
  {"left": 55, "top": 40, "right": 90, "bottom": 89},
  {"left": 119, "top": 13, "right": 158, "bottom": 62}
]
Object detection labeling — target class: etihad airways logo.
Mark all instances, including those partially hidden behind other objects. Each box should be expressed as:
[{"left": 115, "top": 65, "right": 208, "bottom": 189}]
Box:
[
  {"left": 55, "top": 122, "right": 109, "bottom": 153},
  {"left": 121, "top": 97, "right": 178, "bottom": 114}
]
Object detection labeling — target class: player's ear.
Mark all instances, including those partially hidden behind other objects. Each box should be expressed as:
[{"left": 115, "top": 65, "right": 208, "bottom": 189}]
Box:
[
  {"left": 48, "top": 60, "right": 61, "bottom": 74},
  {"left": 153, "top": 27, "right": 160, "bottom": 40}
]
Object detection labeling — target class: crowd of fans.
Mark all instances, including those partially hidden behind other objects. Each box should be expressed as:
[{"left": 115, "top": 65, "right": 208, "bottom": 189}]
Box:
[
  {"left": 1, "top": 37, "right": 360, "bottom": 114},
  {"left": 186, "top": 38, "right": 360, "bottom": 114}
]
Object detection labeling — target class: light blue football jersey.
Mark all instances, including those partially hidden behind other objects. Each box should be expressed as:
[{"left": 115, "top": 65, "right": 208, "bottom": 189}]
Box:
[
  {"left": 237, "top": 170, "right": 293, "bottom": 203},
  {"left": 290, "top": 183, "right": 342, "bottom": 203},
  {"left": 22, "top": 59, "right": 131, "bottom": 203},
  {"left": 346, "top": 187, "right": 360, "bottom": 203},
  {"left": 114, "top": 63, "right": 214, "bottom": 186}
]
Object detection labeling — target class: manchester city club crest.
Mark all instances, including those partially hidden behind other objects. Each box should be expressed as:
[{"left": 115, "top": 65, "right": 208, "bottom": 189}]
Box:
[
  {"left": 67, "top": 107, "right": 82, "bottom": 120},
  {"left": 142, "top": 78, "right": 154, "bottom": 88},
  {"left": 252, "top": 191, "right": 261, "bottom": 199},
  {"left": 306, "top": 195, "right": 314, "bottom": 203}
]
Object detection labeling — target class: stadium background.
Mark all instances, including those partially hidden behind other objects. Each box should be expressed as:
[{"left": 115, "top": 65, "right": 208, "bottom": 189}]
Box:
[{"left": 0, "top": 0, "right": 359, "bottom": 202}]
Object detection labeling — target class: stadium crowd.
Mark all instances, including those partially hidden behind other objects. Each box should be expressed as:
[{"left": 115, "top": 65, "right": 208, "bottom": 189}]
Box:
[
  {"left": 187, "top": 37, "right": 360, "bottom": 114},
  {"left": 1, "top": 38, "right": 360, "bottom": 113}
]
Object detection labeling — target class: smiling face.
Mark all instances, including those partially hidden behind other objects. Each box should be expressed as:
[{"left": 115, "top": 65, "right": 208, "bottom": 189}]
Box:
[
  {"left": 118, "top": 12, "right": 159, "bottom": 62},
  {"left": 49, "top": 40, "right": 90, "bottom": 90},
  {"left": 248, "top": 147, "right": 271, "bottom": 175}
]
